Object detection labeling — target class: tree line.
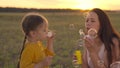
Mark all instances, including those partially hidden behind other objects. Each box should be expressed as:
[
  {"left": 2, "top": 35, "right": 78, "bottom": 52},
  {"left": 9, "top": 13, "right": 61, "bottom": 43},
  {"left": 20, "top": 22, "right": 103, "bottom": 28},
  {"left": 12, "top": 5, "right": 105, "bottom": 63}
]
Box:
[{"left": 0, "top": 7, "right": 87, "bottom": 12}]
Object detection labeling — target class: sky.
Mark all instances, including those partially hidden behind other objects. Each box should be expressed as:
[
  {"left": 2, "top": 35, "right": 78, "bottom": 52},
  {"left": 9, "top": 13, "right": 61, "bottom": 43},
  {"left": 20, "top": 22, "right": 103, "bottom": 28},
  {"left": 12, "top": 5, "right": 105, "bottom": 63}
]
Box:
[{"left": 0, "top": 0, "right": 120, "bottom": 10}]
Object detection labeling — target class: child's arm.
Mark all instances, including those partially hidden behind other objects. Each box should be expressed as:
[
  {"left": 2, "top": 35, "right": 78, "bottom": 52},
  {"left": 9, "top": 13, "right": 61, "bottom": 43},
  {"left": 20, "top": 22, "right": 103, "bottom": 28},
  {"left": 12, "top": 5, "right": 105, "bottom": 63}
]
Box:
[
  {"left": 47, "top": 39, "right": 54, "bottom": 53},
  {"left": 46, "top": 32, "right": 55, "bottom": 55},
  {"left": 20, "top": 45, "right": 53, "bottom": 68},
  {"left": 20, "top": 45, "right": 35, "bottom": 68},
  {"left": 34, "top": 56, "right": 53, "bottom": 68}
]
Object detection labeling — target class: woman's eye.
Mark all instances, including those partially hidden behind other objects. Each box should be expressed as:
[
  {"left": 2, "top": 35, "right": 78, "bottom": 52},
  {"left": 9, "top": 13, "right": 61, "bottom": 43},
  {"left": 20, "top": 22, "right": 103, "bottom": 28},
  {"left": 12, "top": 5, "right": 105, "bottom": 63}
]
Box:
[{"left": 43, "top": 30, "right": 46, "bottom": 32}]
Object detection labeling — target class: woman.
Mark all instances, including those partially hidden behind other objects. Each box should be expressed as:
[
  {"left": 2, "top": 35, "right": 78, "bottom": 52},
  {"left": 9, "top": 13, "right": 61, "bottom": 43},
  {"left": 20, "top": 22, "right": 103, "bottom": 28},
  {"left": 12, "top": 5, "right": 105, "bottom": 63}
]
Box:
[{"left": 82, "top": 8, "right": 120, "bottom": 68}]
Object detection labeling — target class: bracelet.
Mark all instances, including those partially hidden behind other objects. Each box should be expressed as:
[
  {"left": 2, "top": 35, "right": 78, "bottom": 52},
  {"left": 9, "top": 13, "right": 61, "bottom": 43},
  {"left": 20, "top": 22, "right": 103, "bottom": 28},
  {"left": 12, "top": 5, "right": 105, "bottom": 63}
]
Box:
[
  {"left": 110, "top": 61, "right": 120, "bottom": 68},
  {"left": 97, "top": 60, "right": 104, "bottom": 67}
]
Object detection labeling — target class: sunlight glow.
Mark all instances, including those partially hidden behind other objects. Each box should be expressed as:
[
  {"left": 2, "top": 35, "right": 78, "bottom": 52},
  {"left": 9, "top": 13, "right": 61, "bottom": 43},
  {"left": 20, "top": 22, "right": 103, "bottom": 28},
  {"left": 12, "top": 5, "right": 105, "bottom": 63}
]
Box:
[
  {"left": 73, "top": 0, "right": 96, "bottom": 10},
  {"left": 0, "top": 0, "right": 120, "bottom": 10}
]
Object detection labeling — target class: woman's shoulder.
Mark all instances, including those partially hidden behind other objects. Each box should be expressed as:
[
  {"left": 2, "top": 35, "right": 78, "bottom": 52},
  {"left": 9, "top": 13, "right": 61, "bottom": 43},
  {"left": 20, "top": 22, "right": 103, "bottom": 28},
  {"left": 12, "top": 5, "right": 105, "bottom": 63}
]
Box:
[
  {"left": 112, "top": 37, "right": 119, "bottom": 46},
  {"left": 111, "top": 37, "right": 120, "bottom": 61}
]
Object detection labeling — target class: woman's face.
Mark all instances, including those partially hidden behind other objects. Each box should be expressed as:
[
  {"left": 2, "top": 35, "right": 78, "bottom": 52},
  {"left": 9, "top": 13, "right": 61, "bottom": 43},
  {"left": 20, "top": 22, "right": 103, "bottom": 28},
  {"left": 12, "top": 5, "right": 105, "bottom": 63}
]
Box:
[{"left": 85, "top": 11, "right": 100, "bottom": 33}]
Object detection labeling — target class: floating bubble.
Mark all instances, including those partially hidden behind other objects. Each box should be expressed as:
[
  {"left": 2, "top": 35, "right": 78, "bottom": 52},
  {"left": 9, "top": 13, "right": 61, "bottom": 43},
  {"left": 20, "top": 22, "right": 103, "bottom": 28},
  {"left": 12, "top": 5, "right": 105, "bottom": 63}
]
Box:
[
  {"left": 87, "top": 28, "right": 98, "bottom": 39},
  {"left": 69, "top": 24, "right": 75, "bottom": 30},
  {"left": 47, "top": 31, "right": 53, "bottom": 37}
]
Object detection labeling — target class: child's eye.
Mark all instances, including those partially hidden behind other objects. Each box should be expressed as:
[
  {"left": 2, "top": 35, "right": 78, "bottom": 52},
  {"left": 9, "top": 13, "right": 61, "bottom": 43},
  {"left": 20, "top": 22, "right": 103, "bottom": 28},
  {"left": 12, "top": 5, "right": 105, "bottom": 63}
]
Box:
[{"left": 86, "top": 19, "right": 89, "bottom": 22}]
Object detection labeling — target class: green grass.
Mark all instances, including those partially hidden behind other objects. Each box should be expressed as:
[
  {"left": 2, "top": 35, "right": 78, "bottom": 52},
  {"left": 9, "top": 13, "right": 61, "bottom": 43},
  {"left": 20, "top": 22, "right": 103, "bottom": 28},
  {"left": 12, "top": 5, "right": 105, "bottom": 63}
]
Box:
[{"left": 0, "top": 12, "right": 120, "bottom": 68}]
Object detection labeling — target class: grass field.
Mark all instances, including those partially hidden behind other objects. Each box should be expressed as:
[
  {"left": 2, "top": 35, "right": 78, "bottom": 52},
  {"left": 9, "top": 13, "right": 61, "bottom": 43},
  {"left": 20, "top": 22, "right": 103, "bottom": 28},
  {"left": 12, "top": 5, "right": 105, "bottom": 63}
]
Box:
[{"left": 0, "top": 11, "right": 120, "bottom": 68}]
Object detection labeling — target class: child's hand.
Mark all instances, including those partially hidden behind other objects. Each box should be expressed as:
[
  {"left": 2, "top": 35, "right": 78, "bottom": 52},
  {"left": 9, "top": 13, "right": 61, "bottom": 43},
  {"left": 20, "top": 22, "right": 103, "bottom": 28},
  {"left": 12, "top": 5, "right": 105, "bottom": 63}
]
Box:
[
  {"left": 46, "top": 31, "right": 55, "bottom": 57},
  {"left": 47, "top": 31, "right": 55, "bottom": 38},
  {"left": 43, "top": 56, "right": 53, "bottom": 66},
  {"left": 47, "top": 31, "right": 53, "bottom": 38},
  {"left": 47, "top": 31, "right": 56, "bottom": 42}
]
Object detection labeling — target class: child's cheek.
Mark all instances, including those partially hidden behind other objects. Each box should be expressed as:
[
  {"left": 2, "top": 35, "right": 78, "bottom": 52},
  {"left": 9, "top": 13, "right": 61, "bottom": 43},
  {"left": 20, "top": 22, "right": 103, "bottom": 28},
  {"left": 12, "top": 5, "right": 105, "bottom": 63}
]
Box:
[
  {"left": 43, "top": 34, "right": 47, "bottom": 39},
  {"left": 45, "top": 35, "right": 47, "bottom": 39}
]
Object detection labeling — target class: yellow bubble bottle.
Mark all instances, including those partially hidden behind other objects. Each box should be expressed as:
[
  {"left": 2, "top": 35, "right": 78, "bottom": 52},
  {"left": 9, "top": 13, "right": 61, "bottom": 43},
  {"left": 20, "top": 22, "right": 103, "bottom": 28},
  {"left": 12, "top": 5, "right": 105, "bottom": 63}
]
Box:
[
  {"left": 73, "top": 29, "right": 85, "bottom": 68},
  {"left": 75, "top": 50, "right": 82, "bottom": 64}
]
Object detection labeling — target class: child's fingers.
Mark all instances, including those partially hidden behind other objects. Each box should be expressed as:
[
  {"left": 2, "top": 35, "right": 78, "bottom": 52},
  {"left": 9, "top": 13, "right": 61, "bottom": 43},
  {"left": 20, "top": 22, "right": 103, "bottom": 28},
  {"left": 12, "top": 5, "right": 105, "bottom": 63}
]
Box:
[
  {"left": 47, "top": 31, "right": 56, "bottom": 39},
  {"left": 47, "top": 56, "right": 53, "bottom": 59},
  {"left": 45, "top": 56, "right": 53, "bottom": 65}
]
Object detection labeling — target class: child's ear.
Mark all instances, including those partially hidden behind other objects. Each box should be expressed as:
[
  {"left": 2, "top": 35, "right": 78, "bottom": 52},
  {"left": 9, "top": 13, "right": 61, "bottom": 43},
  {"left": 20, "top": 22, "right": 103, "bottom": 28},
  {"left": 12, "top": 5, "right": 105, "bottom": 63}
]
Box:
[{"left": 29, "top": 31, "right": 36, "bottom": 37}]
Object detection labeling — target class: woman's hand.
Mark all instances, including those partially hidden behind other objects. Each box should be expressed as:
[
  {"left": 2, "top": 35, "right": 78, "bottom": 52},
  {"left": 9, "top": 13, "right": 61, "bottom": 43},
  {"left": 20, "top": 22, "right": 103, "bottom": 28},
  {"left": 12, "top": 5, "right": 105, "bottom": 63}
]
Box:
[{"left": 84, "top": 36, "right": 98, "bottom": 53}]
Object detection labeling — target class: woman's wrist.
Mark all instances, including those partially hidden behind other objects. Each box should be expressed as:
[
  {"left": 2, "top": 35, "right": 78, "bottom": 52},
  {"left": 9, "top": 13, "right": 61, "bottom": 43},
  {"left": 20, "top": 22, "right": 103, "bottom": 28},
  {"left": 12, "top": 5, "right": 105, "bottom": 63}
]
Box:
[
  {"left": 89, "top": 51, "right": 97, "bottom": 56},
  {"left": 97, "top": 60, "right": 105, "bottom": 67}
]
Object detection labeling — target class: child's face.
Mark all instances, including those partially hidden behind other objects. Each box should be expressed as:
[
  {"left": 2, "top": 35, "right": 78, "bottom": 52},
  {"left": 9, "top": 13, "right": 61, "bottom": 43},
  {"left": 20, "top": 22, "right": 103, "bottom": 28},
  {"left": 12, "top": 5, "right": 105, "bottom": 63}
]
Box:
[{"left": 35, "top": 22, "right": 48, "bottom": 41}]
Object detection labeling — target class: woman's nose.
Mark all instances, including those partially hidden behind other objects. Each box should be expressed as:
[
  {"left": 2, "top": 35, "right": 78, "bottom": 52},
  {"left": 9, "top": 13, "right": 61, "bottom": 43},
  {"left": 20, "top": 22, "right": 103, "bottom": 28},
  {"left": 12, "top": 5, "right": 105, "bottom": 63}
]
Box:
[{"left": 86, "top": 22, "right": 91, "bottom": 27}]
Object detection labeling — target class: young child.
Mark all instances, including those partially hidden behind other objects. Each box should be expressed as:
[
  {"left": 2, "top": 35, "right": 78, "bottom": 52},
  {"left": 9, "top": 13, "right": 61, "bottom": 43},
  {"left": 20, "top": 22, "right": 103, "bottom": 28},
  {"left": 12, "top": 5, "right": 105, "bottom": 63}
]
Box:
[{"left": 18, "top": 13, "right": 55, "bottom": 68}]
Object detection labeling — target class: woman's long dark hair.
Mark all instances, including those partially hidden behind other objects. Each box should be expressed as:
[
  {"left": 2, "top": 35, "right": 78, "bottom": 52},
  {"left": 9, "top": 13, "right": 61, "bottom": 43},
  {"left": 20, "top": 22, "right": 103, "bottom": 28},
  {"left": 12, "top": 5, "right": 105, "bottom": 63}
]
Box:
[
  {"left": 90, "top": 8, "right": 120, "bottom": 67},
  {"left": 17, "top": 13, "right": 48, "bottom": 68}
]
